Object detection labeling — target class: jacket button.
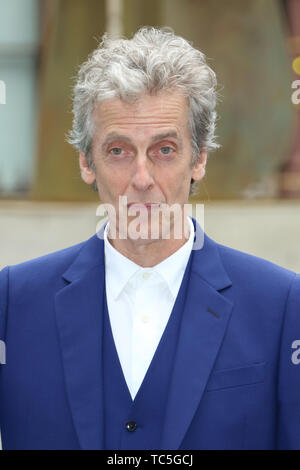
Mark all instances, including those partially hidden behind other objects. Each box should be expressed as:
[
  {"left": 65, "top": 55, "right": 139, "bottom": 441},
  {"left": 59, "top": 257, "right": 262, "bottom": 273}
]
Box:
[{"left": 126, "top": 421, "right": 137, "bottom": 432}]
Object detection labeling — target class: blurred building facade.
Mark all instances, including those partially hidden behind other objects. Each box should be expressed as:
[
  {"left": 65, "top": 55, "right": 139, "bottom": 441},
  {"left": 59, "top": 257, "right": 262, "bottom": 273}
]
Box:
[
  {"left": 0, "top": 0, "right": 39, "bottom": 193},
  {"left": 0, "top": 0, "right": 299, "bottom": 201}
]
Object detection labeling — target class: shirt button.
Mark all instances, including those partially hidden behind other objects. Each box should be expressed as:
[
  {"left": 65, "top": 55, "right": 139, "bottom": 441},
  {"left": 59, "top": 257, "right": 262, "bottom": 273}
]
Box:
[
  {"left": 142, "top": 272, "right": 151, "bottom": 280},
  {"left": 141, "top": 314, "right": 149, "bottom": 323},
  {"left": 126, "top": 421, "right": 137, "bottom": 432}
]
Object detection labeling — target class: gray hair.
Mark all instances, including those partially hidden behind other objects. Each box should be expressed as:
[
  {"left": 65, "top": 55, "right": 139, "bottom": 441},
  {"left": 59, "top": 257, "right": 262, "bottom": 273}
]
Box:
[{"left": 67, "top": 26, "right": 220, "bottom": 196}]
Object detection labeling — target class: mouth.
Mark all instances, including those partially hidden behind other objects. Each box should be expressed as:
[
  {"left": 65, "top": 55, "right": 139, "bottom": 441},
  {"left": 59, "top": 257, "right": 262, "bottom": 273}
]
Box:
[{"left": 127, "top": 202, "right": 161, "bottom": 211}]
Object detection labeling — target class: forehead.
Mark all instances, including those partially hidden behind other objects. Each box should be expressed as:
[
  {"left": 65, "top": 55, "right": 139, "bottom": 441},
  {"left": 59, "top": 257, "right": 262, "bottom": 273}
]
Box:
[{"left": 92, "top": 91, "right": 190, "bottom": 138}]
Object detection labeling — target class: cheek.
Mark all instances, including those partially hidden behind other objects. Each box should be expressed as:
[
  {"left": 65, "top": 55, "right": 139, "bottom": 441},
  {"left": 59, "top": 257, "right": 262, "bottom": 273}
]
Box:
[
  {"left": 96, "top": 165, "right": 129, "bottom": 197},
  {"left": 158, "top": 173, "right": 190, "bottom": 203},
  {"left": 163, "top": 166, "right": 191, "bottom": 189}
]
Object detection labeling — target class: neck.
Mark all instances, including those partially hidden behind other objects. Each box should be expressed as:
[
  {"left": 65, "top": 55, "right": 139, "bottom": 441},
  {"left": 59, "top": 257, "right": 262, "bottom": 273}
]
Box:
[{"left": 107, "top": 217, "right": 191, "bottom": 267}]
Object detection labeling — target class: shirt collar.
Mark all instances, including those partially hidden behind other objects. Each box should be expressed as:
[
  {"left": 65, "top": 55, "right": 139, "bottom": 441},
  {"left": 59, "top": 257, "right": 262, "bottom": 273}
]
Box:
[{"left": 104, "top": 216, "right": 194, "bottom": 300}]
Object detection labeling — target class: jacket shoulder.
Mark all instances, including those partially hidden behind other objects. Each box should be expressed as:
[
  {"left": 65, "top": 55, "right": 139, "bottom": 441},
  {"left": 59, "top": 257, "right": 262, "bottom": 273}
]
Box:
[
  {"left": 0, "top": 238, "right": 91, "bottom": 296},
  {"left": 216, "top": 240, "right": 296, "bottom": 279},
  {"left": 214, "top": 240, "right": 297, "bottom": 308},
  {"left": 8, "top": 239, "right": 86, "bottom": 275}
]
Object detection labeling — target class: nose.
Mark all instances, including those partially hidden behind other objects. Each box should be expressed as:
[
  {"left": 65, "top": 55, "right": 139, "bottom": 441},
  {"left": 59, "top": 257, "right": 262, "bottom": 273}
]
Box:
[{"left": 131, "top": 156, "right": 154, "bottom": 191}]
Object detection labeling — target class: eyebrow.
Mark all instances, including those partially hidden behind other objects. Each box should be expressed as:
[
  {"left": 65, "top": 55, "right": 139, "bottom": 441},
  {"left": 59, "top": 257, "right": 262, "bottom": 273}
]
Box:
[
  {"left": 101, "top": 131, "right": 181, "bottom": 151},
  {"left": 150, "top": 131, "right": 180, "bottom": 144}
]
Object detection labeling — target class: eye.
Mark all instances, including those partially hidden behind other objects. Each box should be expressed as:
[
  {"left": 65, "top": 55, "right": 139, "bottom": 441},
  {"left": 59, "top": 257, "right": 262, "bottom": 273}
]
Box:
[
  {"left": 160, "top": 146, "right": 173, "bottom": 155},
  {"left": 109, "top": 147, "right": 123, "bottom": 155}
]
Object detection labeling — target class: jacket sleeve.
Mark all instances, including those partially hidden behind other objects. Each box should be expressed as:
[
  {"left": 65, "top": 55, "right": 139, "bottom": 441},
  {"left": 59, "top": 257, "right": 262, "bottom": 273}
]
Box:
[
  {"left": 0, "top": 266, "right": 9, "bottom": 443},
  {"left": 0, "top": 266, "right": 9, "bottom": 359},
  {"left": 276, "top": 273, "right": 300, "bottom": 449}
]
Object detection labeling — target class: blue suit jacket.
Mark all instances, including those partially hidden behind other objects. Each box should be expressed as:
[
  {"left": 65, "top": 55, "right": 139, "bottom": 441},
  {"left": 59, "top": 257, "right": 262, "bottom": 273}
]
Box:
[{"left": 0, "top": 218, "right": 299, "bottom": 450}]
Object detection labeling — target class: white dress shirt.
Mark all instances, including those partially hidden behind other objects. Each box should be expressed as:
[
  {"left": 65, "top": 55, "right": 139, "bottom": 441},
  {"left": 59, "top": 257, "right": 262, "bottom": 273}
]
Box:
[{"left": 103, "top": 216, "right": 195, "bottom": 400}]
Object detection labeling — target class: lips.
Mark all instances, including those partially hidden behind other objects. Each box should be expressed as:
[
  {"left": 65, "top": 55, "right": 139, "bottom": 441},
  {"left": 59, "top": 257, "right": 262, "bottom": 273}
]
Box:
[
  {"left": 127, "top": 202, "right": 161, "bottom": 211},
  {"left": 127, "top": 202, "right": 160, "bottom": 207}
]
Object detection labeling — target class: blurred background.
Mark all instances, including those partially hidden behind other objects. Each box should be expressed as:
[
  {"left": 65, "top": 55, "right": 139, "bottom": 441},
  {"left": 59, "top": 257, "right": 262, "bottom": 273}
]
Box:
[{"left": 0, "top": 0, "right": 300, "bottom": 271}]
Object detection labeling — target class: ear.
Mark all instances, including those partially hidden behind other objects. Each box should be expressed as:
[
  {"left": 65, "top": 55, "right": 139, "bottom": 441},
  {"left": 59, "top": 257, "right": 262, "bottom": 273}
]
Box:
[
  {"left": 79, "top": 151, "right": 96, "bottom": 185},
  {"left": 191, "top": 151, "right": 207, "bottom": 181}
]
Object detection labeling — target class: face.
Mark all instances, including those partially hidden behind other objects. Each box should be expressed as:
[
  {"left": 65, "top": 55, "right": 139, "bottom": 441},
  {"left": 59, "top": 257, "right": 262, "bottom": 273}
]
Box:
[{"left": 79, "top": 90, "right": 207, "bottom": 242}]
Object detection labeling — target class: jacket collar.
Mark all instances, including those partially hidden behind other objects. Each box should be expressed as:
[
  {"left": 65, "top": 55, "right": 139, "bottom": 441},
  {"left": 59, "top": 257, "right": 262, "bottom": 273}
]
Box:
[{"left": 63, "top": 217, "right": 232, "bottom": 291}]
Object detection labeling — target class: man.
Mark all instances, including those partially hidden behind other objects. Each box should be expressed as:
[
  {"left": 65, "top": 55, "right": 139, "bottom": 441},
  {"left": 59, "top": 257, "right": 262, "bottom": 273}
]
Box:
[{"left": 0, "top": 27, "right": 299, "bottom": 450}]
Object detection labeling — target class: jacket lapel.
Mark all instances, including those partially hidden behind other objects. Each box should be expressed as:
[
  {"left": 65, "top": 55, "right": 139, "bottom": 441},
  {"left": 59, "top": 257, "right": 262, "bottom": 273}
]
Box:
[
  {"left": 55, "top": 225, "right": 107, "bottom": 450},
  {"left": 161, "top": 220, "right": 234, "bottom": 449}
]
